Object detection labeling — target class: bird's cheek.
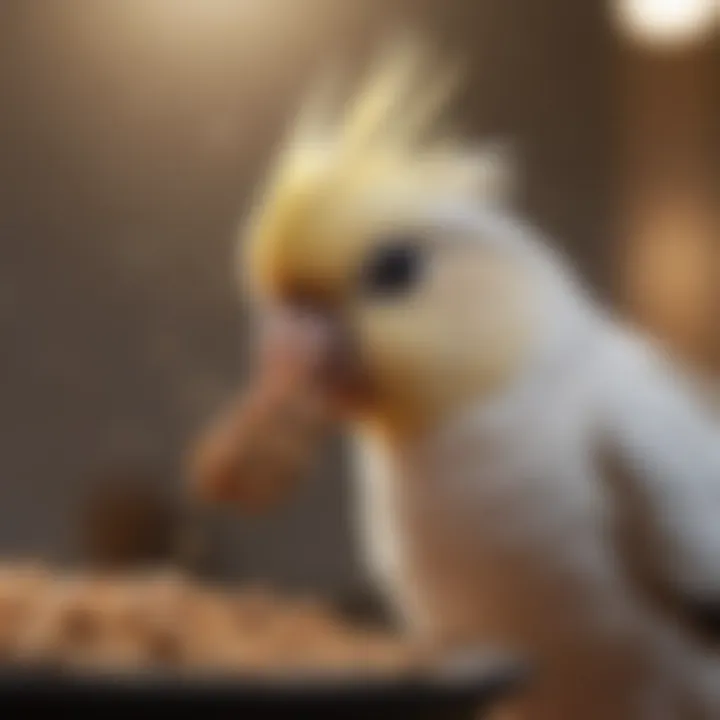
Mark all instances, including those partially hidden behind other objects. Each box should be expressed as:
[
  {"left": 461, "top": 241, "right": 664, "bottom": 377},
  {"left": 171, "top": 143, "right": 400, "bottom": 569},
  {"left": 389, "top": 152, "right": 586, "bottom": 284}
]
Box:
[{"left": 350, "top": 310, "right": 427, "bottom": 403}]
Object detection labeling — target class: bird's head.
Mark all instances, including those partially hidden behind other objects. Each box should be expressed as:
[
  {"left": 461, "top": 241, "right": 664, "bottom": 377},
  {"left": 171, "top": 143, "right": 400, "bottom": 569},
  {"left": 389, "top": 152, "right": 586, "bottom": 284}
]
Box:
[{"left": 240, "top": 41, "right": 582, "bottom": 440}]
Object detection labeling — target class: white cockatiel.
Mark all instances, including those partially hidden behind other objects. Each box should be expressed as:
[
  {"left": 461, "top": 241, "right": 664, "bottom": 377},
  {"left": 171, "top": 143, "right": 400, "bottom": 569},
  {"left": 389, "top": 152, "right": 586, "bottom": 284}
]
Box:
[{"left": 239, "top": 41, "right": 720, "bottom": 719}]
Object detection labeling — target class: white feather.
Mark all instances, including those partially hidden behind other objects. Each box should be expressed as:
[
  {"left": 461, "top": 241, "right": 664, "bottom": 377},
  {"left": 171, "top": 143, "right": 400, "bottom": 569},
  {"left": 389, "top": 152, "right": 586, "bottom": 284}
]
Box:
[{"left": 352, "top": 204, "right": 720, "bottom": 719}]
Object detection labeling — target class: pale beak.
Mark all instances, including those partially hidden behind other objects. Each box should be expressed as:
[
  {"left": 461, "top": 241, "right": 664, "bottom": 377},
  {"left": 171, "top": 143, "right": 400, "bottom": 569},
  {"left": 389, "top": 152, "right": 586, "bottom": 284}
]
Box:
[{"left": 255, "top": 304, "right": 366, "bottom": 404}]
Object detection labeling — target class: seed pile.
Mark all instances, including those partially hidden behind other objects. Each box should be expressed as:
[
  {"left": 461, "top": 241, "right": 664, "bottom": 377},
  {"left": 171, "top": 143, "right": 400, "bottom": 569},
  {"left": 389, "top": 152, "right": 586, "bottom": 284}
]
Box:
[{"left": 0, "top": 563, "right": 423, "bottom": 676}]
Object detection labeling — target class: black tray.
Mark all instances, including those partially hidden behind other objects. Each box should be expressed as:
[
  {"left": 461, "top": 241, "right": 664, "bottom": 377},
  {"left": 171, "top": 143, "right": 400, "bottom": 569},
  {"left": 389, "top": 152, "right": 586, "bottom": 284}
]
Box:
[{"left": 0, "top": 654, "right": 528, "bottom": 718}]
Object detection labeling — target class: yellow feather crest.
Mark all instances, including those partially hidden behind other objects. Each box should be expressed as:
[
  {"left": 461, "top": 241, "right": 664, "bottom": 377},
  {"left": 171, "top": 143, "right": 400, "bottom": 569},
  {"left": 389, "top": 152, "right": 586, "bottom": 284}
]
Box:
[{"left": 243, "top": 38, "right": 505, "bottom": 299}]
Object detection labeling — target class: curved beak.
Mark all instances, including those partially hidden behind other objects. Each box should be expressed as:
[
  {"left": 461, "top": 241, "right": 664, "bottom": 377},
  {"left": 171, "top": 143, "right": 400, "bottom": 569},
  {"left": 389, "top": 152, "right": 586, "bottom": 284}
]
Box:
[{"left": 255, "top": 304, "right": 367, "bottom": 406}]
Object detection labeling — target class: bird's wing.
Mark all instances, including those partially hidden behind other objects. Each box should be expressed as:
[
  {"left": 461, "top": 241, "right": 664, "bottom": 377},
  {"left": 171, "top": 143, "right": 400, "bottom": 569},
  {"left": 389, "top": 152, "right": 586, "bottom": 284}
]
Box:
[{"left": 598, "top": 331, "right": 720, "bottom": 643}]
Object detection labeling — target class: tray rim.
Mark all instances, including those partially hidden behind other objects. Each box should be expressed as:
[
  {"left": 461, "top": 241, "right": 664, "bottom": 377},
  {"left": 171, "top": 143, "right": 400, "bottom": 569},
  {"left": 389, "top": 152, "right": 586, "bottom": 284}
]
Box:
[{"left": 0, "top": 652, "right": 529, "bottom": 704}]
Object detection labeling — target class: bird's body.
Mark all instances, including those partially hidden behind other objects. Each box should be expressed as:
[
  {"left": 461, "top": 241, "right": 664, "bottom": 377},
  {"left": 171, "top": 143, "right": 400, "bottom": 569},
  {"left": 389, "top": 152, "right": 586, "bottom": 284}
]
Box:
[
  {"left": 354, "top": 311, "right": 719, "bottom": 719},
  {"left": 225, "top": 40, "right": 720, "bottom": 719}
]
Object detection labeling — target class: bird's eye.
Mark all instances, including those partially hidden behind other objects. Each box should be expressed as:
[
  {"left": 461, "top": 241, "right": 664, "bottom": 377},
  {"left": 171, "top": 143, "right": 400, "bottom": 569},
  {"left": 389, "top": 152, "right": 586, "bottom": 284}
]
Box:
[{"left": 360, "top": 241, "right": 423, "bottom": 298}]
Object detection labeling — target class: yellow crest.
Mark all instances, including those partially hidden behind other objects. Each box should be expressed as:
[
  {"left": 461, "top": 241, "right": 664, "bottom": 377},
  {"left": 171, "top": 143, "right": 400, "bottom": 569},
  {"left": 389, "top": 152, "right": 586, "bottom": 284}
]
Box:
[{"left": 242, "top": 37, "right": 508, "bottom": 301}]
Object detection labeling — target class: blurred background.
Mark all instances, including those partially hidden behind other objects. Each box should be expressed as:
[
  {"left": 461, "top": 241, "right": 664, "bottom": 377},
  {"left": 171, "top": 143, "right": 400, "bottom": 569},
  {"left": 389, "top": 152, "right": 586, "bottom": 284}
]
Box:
[{"left": 0, "top": 0, "right": 716, "bottom": 601}]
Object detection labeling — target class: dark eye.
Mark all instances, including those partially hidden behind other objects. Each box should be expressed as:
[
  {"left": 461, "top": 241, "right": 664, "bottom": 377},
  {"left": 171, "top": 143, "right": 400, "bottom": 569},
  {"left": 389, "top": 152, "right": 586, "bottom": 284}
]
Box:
[{"left": 360, "top": 241, "right": 423, "bottom": 298}]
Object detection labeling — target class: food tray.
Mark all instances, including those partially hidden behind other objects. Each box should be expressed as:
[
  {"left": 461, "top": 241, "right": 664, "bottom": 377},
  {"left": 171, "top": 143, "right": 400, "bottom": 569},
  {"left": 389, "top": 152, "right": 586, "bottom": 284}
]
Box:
[{"left": 0, "top": 653, "right": 528, "bottom": 718}]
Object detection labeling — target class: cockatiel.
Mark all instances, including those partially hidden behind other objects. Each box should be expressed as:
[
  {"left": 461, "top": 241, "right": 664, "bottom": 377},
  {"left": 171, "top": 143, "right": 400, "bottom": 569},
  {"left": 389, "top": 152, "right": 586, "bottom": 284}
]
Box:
[{"left": 199, "top": 41, "right": 720, "bottom": 719}]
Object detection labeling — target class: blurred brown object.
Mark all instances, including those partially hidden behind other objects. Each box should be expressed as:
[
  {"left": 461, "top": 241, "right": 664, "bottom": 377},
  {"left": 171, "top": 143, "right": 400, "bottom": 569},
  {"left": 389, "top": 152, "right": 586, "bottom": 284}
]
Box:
[
  {"left": 188, "top": 309, "right": 334, "bottom": 513},
  {"left": 80, "top": 470, "right": 177, "bottom": 570},
  {"left": 188, "top": 385, "right": 329, "bottom": 513}
]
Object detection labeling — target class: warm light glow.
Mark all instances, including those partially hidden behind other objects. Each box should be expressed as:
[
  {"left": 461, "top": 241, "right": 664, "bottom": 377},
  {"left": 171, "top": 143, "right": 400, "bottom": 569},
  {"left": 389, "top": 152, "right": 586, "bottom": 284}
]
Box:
[
  {"left": 614, "top": 0, "right": 718, "bottom": 47},
  {"left": 624, "top": 196, "right": 715, "bottom": 363},
  {"left": 127, "top": 0, "right": 256, "bottom": 35},
  {"left": 144, "top": 0, "right": 249, "bottom": 22}
]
